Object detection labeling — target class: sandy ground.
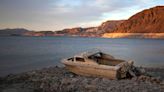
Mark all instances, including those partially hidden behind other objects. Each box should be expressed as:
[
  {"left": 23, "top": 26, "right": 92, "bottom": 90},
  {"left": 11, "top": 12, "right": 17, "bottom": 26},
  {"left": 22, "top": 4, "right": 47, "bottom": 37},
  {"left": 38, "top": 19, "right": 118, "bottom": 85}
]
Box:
[{"left": 0, "top": 66, "right": 164, "bottom": 92}]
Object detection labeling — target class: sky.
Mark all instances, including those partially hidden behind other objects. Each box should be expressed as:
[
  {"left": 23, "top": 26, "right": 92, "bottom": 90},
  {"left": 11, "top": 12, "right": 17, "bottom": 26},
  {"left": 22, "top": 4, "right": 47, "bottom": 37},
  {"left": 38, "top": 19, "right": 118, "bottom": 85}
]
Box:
[{"left": 0, "top": 0, "right": 164, "bottom": 31}]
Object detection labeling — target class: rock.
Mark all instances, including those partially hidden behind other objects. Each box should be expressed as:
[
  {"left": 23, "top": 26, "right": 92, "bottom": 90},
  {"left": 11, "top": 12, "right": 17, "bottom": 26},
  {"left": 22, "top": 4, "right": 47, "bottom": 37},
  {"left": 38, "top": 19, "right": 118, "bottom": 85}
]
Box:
[
  {"left": 107, "top": 87, "right": 113, "bottom": 91},
  {"left": 138, "top": 75, "right": 147, "bottom": 81},
  {"left": 142, "top": 89, "right": 148, "bottom": 92},
  {"left": 49, "top": 84, "right": 58, "bottom": 91},
  {"left": 102, "top": 78, "right": 111, "bottom": 84},
  {"left": 85, "top": 84, "right": 96, "bottom": 91},
  {"left": 132, "top": 77, "right": 138, "bottom": 81},
  {"left": 133, "top": 82, "right": 139, "bottom": 86},
  {"left": 2, "top": 88, "right": 18, "bottom": 92},
  {"left": 160, "top": 80, "right": 164, "bottom": 86},
  {"left": 61, "top": 78, "right": 71, "bottom": 85},
  {"left": 71, "top": 78, "right": 79, "bottom": 84},
  {"left": 39, "top": 84, "right": 43, "bottom": 89},
  {"left": 82, "top": 79, "right": 89, "bottom": 85}
]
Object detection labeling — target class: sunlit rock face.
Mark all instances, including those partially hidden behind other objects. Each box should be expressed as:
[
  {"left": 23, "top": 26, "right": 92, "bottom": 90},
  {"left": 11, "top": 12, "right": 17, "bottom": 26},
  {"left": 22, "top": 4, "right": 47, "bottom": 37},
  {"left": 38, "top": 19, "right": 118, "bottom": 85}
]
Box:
[
  {"left": 112, "top": 6, "right": 164, "bottom": 33},
  {"left": 98, "top": 20, "right": 124, "bottom": 33}
]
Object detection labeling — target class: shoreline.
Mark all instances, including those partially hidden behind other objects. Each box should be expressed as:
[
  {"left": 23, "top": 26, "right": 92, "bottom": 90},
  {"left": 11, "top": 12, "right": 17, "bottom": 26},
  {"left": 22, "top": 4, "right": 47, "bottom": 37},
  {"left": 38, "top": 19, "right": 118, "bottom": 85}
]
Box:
[
  {"left": 1, "top": 33, "right": 164, "bottom": 39},
  {"left": 0, "top": 66, "right": 164, "bottom": 92},
  {"left": 102, "top": 33, "right": 164, "bottom": 39}
]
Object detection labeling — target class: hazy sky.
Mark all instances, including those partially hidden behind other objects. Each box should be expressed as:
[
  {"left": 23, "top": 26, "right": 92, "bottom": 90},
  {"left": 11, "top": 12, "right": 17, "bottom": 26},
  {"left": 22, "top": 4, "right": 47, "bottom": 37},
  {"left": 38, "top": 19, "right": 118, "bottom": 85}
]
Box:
[{"left": 0, "top": 0, "right": 164, "bottom": 31}]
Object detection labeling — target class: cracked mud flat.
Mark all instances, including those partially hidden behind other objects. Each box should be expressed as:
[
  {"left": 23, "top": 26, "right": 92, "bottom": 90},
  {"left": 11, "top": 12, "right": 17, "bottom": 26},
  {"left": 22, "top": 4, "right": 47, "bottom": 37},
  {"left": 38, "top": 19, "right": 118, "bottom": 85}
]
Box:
[{"left": 0, "top": 66, "right": 164, "bottom": 92}]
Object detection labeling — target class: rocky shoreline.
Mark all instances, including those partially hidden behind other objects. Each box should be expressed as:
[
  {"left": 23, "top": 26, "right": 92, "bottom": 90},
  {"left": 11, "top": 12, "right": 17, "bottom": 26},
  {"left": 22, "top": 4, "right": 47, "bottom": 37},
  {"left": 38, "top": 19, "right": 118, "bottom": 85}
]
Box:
[{"left": 0, "top": 66, "right": 164, "bottom": 92}]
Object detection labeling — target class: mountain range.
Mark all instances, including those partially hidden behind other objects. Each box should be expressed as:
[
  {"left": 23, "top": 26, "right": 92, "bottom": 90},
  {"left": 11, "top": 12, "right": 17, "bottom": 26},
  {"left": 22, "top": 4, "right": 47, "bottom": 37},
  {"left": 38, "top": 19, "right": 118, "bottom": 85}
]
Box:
[
  {"left": 0, "top": 20, "right": 124, "bottom": 37},
  {"left": 0, "top": 6, "right": 164, "bottom": 38}
]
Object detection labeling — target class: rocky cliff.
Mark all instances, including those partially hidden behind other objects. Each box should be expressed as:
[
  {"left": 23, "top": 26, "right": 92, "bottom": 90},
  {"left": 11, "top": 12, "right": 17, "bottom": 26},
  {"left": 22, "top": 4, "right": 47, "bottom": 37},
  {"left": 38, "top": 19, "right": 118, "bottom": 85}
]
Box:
[
  {"left": 98, "top": 20, "right": 124, "bottom": 33},
  {"left": 102, "top": 6, "right": 164, "bottom": 38},
  {"left": 112, "top": 6, "right": 164, "bottom": 33}
]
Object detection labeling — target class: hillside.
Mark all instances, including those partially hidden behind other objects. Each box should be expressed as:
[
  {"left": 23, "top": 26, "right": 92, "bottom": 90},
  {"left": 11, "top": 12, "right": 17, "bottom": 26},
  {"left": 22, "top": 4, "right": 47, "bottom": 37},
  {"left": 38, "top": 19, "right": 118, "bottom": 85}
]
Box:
[
  {"left": 55, "top": 20, "right": 124, "bottom": 37},
  {"left": 102, "top": 6, "right": 164, "bottom": 38},
  {"left": 112, "top": 6, "right": 164, "bottom": 33},
  {"left": 0, "top": 28, "right": 29, "bottom": 36}
]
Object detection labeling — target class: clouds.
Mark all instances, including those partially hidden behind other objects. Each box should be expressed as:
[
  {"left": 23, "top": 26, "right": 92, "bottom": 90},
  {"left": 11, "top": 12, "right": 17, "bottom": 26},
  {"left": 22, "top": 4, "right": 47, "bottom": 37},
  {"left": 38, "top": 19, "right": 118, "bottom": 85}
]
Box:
[
  {"left": 42, "top": 0, "right": 138, "bottom": 26},
  {"left": 0, "top": 0, "right": 163, "bottom": 30}
]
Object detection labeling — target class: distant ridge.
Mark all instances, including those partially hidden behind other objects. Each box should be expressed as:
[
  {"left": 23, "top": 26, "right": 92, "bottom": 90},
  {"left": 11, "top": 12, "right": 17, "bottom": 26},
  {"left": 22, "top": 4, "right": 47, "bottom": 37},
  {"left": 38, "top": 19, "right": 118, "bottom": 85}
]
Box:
[
  {"left": 0, "top": 20, "right": 123, "bottom": 37},
  {"left": 0, "top": 28, "right": 29, "bottom": 36},
  {"left": 55, "top": 20, "right": 124, "bottom": 37}
]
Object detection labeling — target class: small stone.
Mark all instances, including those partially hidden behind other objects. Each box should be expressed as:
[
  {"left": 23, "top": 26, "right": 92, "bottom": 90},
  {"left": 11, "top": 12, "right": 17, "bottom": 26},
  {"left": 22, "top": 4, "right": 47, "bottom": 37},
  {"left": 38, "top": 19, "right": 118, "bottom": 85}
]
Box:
[
  {"left": 160, "top": 80, "right": 164, "bottom": 85},
  {"left": 85, "top": 84, "right": 96, "bottom": 91},
  {"left": 61, "top": 78, "right": 71, "bottom": 85},
  {"left": 107, "top": 87, "right": 112, "bottom": 91},
  {"left": 142, "top": 89, "right": 148, "bottom": 92},
  {"left": 132, "top": 77, "right": 137, "bottom": 81},
  {"left": 138, "top": 75, "right": 147, "bottom": 81},
  {"left": 69, "top": 74, "right": 74, "bottom": 78},
  {"left": 102, "top": 78, "right": 110, "bottom": 82},
  {"left": 2, "top": 88, "right": 18, "bottom": 92},
  {"left": 133, "top": 82, "right": 138, "bottom": 86},
  {"left": 91, "top": 79, "right": 98, "bottom": 85},
  {"left": 40, "top": 83, "right": 45, "bottom": 88},
  {"left": 71, "top": 78, "right": 78, "bottom": 83},
  {"left": 82, "top": 79, "right": 89, "bottom": 85}
]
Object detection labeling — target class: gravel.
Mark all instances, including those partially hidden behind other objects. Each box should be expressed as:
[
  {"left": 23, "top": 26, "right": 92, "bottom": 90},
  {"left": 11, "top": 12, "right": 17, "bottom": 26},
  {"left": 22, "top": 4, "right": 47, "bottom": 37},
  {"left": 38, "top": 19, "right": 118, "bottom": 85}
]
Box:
[{"left": 0, "top": 66, "right": 164, "bottom": 92}]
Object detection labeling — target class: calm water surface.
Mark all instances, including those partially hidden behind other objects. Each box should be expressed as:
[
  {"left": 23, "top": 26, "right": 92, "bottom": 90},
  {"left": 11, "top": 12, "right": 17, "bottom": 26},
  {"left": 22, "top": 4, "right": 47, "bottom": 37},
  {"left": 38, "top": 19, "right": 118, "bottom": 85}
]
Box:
[{"left": 0, "top": 36, "right": 164, "bottom": 76}]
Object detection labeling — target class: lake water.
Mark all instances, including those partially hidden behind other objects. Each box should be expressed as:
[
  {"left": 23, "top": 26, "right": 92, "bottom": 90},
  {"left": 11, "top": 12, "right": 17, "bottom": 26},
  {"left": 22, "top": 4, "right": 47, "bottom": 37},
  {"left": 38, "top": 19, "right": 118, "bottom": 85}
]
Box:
[{"left": 0, "top": 36, "right": 164, "bottom": 76}]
